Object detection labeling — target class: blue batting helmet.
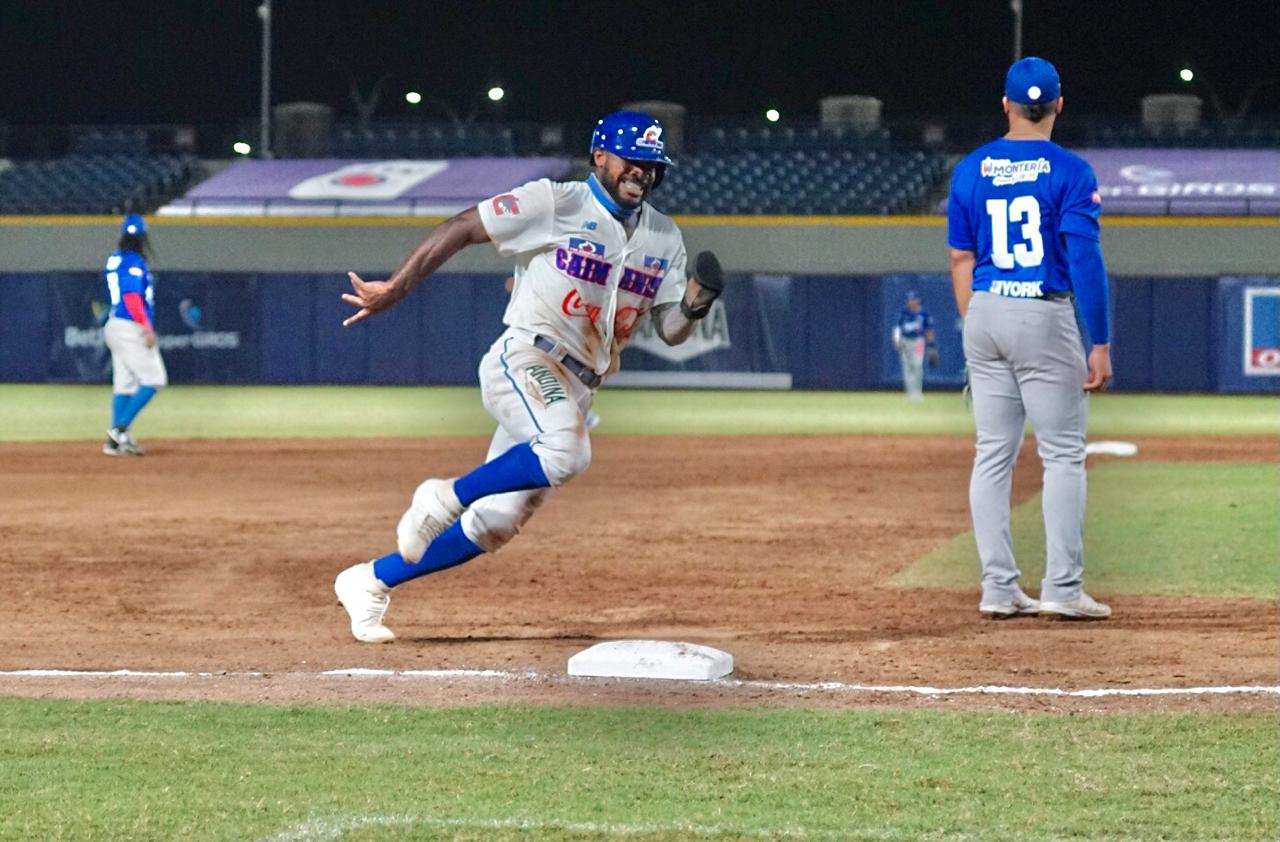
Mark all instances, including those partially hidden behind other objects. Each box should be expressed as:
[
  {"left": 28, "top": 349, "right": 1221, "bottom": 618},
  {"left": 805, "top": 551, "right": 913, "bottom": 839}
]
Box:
[
  {"left": 590, "top": 111, "right": 675, "bottom": 166},
  {"left": 122, "top": 213, "right": 147, "bottom": 237}
]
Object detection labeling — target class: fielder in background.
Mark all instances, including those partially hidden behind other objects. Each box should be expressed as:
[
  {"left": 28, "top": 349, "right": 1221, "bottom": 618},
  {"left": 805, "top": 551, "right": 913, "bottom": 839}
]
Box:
[
  {"left": 102, "top": 214, "right": 166, "bottom": 456},
  {"left": 947, "top": 57, "right": 1113, "bottom": 621},
  {"left": 891, "top": 289, "right": 938, "bottom": 401},
  {"left": 334, "top": 110, "right": 726, "bottom": 642}
]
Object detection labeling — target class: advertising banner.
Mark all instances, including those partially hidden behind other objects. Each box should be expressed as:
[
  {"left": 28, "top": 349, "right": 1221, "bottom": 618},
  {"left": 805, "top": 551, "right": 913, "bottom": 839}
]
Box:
[
  {"left": 49, "top": 272, "right": 258, "bottom": 383},
  {"left": 615, "top": 274, "right": 792, "bottom": 388},
  {"left": 1215, "top": 276, "right": 1280, "bottom": 393},
  {"left": 162, "top": 158, "right": 572, "bottom": 216},
  {"left": 1076, "top": 149, "right": 1280, "bottom": 215}
]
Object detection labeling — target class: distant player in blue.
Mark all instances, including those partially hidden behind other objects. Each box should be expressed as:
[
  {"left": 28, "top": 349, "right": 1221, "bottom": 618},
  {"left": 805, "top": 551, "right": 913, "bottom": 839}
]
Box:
[
  {"left": 892, "top": 290, "right": 938, "bottom": 401},
  {"left": 102, "top": 214, "right": 167, "bottom": 456},
  {"left": 948, "top": 57, "right": 1113, "bottom": 621}
]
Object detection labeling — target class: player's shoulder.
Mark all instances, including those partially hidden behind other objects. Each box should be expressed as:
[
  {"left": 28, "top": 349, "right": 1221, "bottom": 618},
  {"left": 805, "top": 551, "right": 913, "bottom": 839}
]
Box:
[
  {"left": 1046, "top": 143, "right": 1095, "bottom": 177},
  {"left": 955, "top": 139, "right": 1007, "bottom": 171},
  {"left": 641, "top": 203, "right": 681, "bottom": 238}
]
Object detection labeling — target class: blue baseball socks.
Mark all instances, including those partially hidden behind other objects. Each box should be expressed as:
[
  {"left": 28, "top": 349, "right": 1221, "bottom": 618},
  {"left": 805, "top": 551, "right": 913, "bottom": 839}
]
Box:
[
  {"left": 372, "top": 442, "right": 552, "bottom": 588},
  {"left": 112, "top": 386, "right": 158, "bottom": 432},
  {"left": 453, "top": 441, "right": 551, "bottom": 506}
]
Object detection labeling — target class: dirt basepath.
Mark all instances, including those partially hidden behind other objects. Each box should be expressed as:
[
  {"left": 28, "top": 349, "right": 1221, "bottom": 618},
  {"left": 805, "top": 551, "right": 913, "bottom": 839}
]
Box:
[{"left": 1, "top": 436, "right": 1275, "bottom": 712}]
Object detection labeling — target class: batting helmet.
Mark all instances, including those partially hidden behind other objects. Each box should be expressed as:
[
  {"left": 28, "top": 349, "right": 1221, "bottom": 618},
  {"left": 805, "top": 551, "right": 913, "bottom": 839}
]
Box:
[
  {"left": 122, "top": 213, "right": 147, "bottom": 237},
  {"left": 590, "top": 110, "right": 674, "bottom": 187}
]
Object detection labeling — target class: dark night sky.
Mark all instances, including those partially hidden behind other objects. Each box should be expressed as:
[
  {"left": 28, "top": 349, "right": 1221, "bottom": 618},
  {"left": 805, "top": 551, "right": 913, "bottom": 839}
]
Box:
[{"left": 3, "top": 0, "right": 1278, "bottom": 126}]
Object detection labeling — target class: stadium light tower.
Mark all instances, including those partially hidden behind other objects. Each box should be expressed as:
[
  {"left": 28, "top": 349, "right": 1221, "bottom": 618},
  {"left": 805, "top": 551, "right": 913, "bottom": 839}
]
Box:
[
  {"left": 1010, "top": 0, "right": 1023, "bottom": 61},
  {"left": 257, "top": 0, "right": 272, "bottom": 158}
]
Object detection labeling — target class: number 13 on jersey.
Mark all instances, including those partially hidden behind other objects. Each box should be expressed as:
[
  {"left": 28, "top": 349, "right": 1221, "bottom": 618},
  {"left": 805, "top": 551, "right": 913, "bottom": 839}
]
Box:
[{"left": 986, "top": 196, "right": 1044, "bottom": 269}]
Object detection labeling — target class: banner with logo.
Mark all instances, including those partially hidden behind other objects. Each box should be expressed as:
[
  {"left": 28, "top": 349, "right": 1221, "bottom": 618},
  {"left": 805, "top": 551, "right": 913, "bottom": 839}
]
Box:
[
  {"left": 1216, "top": 276, "right": 1280, "bottom": 393},
  {"left": 615, "top": 273, "right": 792, "bottom": 388},
  {"left": 1076, "top": 149, "right": 1280, "bottom": 215},
  {"left": 162, "top": 158, "right": 571, "bottom": 216},
  {"left": 48, "top": 272, "right": 258, "bottom": 383}
]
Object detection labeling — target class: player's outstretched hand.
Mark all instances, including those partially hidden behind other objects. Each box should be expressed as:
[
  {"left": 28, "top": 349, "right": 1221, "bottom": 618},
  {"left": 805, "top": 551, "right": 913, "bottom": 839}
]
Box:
[
  {"left": 1084, "top": 344, "right": 1112, "bottom": 392},
  {"left": 342, "top": 271, "right": 400, "bottom": 326}
]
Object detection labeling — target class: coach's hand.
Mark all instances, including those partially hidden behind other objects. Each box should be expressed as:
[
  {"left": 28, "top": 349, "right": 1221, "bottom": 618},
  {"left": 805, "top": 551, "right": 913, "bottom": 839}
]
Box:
[
  {"left": 143, "top": 325, "right": 156, "bottom": 349},
  {"left": 342, "top": 272, "right": 402, "bottom": 326},
  {"left": 1084, "top": 344, "right": 1112, "bottom": 392}
]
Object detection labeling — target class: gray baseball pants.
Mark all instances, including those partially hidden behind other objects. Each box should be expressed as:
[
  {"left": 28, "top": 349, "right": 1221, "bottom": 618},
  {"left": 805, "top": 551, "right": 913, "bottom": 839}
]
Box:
[{"left": 963, "top": 292, "right": 1089, "bottom": 605}]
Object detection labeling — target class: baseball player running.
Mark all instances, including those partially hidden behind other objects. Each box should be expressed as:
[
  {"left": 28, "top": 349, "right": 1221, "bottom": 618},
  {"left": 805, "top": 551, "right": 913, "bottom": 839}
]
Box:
[
  {"left": 892, "top": 290, "right": 937, "bottom": 401},
  {"left": 947, "top": 57, "right": 1113, "bottom": 621},
  {"left": 102, "top": 214, "right": 166, "bottom": 456},
  {"left": 334, "top": 110, "right": 726, "bottom": 642}
]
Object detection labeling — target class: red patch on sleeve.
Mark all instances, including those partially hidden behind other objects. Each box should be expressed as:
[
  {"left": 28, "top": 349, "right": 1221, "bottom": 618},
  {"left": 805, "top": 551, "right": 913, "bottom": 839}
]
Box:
[{"left": 491, "top": 194, "right": 521, "bottom": 215}]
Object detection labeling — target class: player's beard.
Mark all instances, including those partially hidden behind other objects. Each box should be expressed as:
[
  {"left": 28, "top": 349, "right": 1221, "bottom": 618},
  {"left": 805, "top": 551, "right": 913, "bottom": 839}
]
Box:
[{"left": 599, "top": 169, "right": 649, "bottom": 209}]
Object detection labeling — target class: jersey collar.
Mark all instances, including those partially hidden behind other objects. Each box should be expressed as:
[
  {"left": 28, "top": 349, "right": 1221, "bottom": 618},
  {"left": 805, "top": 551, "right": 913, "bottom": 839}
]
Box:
[{"left": 587, "top": 174, "right": 639, "bottom": 222}]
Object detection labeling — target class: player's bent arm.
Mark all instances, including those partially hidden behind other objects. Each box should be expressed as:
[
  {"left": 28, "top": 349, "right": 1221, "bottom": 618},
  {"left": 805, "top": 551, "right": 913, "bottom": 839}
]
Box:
[
  {"left": 343, "top": 207, "right": 491, "bottom": 325},
  {"left": 949, "top": 248, "right": 976, "bottom": 318},
  {"left": 652, "top": 251, "right": 726, "bottom": 346}
]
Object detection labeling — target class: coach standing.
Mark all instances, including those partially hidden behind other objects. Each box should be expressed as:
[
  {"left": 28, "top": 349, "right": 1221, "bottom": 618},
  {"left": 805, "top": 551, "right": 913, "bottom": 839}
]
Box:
[
  {"left": 102, "top": 214, "right": 166, "bottom": 456},
  {"left": 947, "top": 57, "right": 1113, "bottom": 620}
]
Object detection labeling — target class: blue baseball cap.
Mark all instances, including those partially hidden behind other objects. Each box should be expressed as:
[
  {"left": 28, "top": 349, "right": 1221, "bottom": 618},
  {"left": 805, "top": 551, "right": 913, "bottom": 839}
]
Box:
[
  {"left": 122, "top": 213, "right": 147, "bottom": 236},
  {"left": 1005, "top": 57, "right": 1061, "bottom": 105},
  {"left": 906, "top": 289, "right": 920, "bottom": 301}
]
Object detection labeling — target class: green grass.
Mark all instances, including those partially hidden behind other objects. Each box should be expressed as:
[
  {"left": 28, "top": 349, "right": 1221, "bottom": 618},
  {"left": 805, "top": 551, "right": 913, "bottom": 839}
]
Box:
[
  {"left": 893, "top": 462, "right": 1280, "bottom": 599},
  {"left": 0, "top": 699, "right": 1275, "bottom": 842},
  {"left": 0, "top": 384, "right": 1276, "bottom": 441}
]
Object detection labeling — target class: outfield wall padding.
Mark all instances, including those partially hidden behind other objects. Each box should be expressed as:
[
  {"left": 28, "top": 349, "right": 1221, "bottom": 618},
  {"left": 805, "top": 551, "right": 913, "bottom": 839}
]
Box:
[{"left": 1, "top": 272, "right": 1277, "bottom": 393}]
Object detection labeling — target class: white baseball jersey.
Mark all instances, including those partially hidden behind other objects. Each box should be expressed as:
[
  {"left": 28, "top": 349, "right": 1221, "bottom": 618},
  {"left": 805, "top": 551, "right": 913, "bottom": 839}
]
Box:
[{"left": 477, "top": 178, "right": 688, "bottom": 377}]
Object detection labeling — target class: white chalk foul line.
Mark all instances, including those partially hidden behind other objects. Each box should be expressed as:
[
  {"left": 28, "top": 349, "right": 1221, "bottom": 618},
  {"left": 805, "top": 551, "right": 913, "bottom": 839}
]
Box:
[{"left": 2, "top": 667, "right": 1277, "bottom": 698}]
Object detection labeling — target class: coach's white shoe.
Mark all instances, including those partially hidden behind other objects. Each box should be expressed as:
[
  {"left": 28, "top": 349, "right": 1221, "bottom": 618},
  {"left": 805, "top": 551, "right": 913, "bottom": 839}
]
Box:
[
  {"left": 979, "top": 590, "right": 1041, "bottom": 619},
  {"left": 1040, "top": 592, "right": 1111, "bottom": 620},
  {"left": 396, "top": 478, "right": 465, "bottom": 563},
  {"left": 335, "top": 562, "right": 395, "bottom": 643}
]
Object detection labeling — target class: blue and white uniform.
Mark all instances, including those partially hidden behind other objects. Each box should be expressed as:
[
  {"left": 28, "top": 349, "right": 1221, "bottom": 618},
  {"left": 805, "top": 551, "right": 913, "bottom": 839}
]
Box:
[
  {"left": 947, "top": 57, "right": 1112, "bottom": 614},
  {"left": 893, "top": 300, "right": 934, "bottom": 401},
  {"left": 102, "top": 214, "right": 166, "bottom": 455},
  {"left": 335, "top": 111, "right": 702, "bottom": 643}
]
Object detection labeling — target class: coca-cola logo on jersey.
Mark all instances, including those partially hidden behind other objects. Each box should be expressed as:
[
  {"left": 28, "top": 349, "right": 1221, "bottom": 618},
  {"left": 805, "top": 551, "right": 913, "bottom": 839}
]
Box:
[{"left": 561, "top": 290, "right": 642, "bottom": 337}]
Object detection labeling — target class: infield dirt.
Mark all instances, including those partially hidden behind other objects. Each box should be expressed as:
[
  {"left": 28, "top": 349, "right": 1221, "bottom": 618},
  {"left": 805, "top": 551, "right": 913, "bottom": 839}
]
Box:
[{"left": 1, "top": 435, "right": 1275, "bottom": 713}]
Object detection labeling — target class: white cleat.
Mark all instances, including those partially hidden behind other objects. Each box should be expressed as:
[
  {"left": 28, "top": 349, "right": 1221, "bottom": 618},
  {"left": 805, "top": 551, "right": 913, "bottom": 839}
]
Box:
[
  {"left": 334, "top": 562, "right": 395, "bottom": 643},
  {"left": 396, "top": 478, "right": 465, "bottom": 563},
  {"left": 1040, "top": 592, "right": 1111, "bottom": 620},
  {"left": 979, "top": 590, "right": 1041, "bottom": 619}
]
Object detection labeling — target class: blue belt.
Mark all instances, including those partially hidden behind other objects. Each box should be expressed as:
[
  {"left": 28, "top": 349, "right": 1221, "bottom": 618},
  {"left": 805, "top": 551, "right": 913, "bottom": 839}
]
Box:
[{"left": 533, "top": 336, "right": 603, "bottom": 389}]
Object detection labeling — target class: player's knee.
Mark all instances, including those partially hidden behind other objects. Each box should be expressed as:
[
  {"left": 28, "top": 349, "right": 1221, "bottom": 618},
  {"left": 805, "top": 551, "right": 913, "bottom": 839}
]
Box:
[
  {"left": 462, "top": 495, "right": 547, "bottom": 552},
  {"left": 534, "top": 429, "right": 591, "bottom": 486}
]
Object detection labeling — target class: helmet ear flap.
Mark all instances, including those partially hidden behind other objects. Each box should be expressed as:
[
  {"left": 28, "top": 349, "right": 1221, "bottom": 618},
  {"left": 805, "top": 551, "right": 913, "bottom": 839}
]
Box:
[{"left": 652, "top": 164, "right": 666, "bottom": 189}]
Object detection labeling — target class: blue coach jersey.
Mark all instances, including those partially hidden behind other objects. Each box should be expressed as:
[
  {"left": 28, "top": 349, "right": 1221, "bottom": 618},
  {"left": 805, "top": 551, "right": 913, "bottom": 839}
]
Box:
[
  {"left": 947, "top": 138, "right": 1101, "bottom": 298},
  {"left": 104, "top": 249, "right": 154, "bottom": 322},
  {"left": 897, "top": 307, "right": 933, "bottom": 339}
]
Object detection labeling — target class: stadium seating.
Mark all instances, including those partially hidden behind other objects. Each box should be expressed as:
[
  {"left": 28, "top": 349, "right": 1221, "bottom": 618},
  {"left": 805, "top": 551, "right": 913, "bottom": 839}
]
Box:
[
  {"left": 0, "top": 153, "right": 200, "bottom": 215},
  {"left": 332, "top": 122, "right": 519, "bottom": 158},
  {"left": 658, "top": 148, "right": 947, "bottom": 215},
  {"left": 1083, "top": 122, "right": 1280, "bottom": 148}
]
